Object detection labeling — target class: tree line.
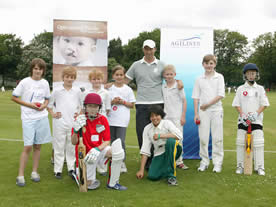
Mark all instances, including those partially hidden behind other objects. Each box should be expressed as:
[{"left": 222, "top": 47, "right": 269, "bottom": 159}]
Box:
[{"left": 0, "top": 29, "right": 275, "bottom": 89}]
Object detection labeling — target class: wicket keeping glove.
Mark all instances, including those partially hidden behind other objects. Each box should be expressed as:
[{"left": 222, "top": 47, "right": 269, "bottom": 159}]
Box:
[
  {"left": 73, "top": 114, "right": 86, "bottom": 133},
  {"left": 84, "top": 147, "right": 101, "bottom": 164},
  {"left": 247, "top": 112, "right": 258, "bottom": 123}
]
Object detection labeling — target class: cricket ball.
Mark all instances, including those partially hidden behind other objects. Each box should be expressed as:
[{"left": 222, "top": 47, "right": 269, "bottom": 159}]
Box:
[
  {"left": 196, "top": 119, "right": 200, "bottom": 125},
  {"left": 35, "top": 102, "right": 41, "bottom": 107}
]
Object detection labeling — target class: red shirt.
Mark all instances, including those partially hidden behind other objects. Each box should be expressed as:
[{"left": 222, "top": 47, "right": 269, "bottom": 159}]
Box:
[{"left": 74, "top": 114, "right": 110, "bottom": 166}]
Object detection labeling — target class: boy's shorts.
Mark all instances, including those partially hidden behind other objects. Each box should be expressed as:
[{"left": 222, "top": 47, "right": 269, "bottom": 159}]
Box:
[{"left": 22, "top": 117, "right": 52, "bottom": 146}]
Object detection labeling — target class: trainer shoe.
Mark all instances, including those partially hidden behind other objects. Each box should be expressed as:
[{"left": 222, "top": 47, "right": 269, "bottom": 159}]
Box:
[
  {"left": 257, "top": 168, "right": 265, "bottom": 176},
  {"left": 97, "top": 166, "right": 107, "bottom": 176},
  {"left": 213, "top": 165, "right": 222, "bottom": 173},
  {"left": 177, "top": 163, "right": 189, "bottom": 170},
  {"left": 54, "top": 172, "right": 62, "bottom": 179},
  {"left": 120, "top": 162, "right": 128, "bottom": 173},
  {"left": 88, "top": 179, "right": 101, "bottom": 190},
  {"left": 31, "top": 172, "right": 40, "bottom": 182},
  {"left": 16, "top": 176, "right": 25, "bottom": 187},
  {"left": 168, "top": 177, "right": 178, "bottom": 186},
  {"left": 236, "top": 165, "right": 244, "bottom": 174},
  {"left": 198, "top": 163, "right": 208, "bottom": 172},
  {"left": 107, "top": 183, "right": 127, "bottom": 191}
]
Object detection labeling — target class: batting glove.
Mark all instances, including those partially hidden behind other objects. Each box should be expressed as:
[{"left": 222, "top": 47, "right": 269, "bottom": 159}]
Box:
[
  {"left": 84, "top": 147, "right": 101, "bottom": 164},
  {"left": 239, "top": 113, "right": 250, "bottom": 127},
  {"left": 73, "top": 114, "right": 86, "bottom": 133},
  {"left": 247, "top": 112, "right": 258, "bottom": 123}
]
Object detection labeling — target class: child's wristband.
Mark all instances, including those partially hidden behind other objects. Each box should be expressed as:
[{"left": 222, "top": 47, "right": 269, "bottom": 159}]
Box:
[
  {"left": 95, "top": 147, "right": 101, "bottom": 152},
  {"left": 73, "top": 129, "right": 78, "bottom": 134},
  {"left": 158, "top": 134, "right": 161, "bottom": 139}
]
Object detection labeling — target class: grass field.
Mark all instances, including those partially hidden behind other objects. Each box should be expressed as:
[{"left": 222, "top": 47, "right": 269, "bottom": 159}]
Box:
[{"left": 0, "top": 91, "right": 276, "bottom": 207}]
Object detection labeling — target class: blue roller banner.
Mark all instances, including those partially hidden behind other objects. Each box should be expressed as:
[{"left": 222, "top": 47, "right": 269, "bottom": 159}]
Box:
[{"left": 160, "top": 27, "right": 213, "bottom": 159}]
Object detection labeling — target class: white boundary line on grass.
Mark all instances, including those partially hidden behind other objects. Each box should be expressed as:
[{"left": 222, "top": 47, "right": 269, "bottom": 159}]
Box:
[{"left": 1, "top": 138, "right": 276, "bottom": 153}]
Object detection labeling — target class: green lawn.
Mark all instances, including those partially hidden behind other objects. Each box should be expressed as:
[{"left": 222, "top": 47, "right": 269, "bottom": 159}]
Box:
[{"left": 0, "top": 91, "right": 276, "bottom": 207}]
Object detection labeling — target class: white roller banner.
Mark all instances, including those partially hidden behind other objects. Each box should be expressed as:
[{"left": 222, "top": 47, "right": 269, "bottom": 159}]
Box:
[{"left": 160, "top": 27, "right": 213, "bottom": 159}]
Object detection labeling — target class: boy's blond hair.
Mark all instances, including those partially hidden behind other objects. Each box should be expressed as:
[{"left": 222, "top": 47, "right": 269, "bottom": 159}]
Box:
[
  {"left": 30, "top": 58, "right": 46, "bottom": 76},
  {"left": 202, "top": 54, "right": 217, "bottom": 64},
  {"left": 62, "top": 66, "right": 77, "bottom": 79},
  {"left": 89, "top": 69, "right": 104, "bottom": 81},
  {"left": 163, "top": 64, "right": 176, "bottom": 75},
  {"left": 112, "top": 65, "right": 125, "bottom": 75}
]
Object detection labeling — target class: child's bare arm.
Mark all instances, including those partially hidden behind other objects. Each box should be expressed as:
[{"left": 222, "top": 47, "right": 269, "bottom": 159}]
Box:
[
  {"left": 193, "top": 99, "right": 200, "bottom": 122},
  {"left": 200, "top": 96, "right": 223, "bottom": 111},
  {"left": 11, "top": 96, "right": 39, "bottom": 110},
  {"left": 181, "top": 97, "right": 187, "bottom": 125}
]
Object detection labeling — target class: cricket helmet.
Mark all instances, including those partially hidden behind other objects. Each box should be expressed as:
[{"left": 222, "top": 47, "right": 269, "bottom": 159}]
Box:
[
  {"left": 243, "top": 63, "right": 259, "bottom": 74},
  {"left": 84, "top": 93, "right": 102, "bottom": 105}
]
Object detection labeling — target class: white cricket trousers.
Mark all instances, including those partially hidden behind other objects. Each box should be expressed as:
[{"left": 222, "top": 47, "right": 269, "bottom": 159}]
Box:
[
  {"left": 198, "top": 110, "right": 224, "bottom": 166},
  {"left": 53, "top": 125, "right": 75, "bottom": 173}
]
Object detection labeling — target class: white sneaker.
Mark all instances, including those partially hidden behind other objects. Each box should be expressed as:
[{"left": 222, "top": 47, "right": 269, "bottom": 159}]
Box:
[
  {"left": 120, "top": 162, "right": 128, "bottom": 173},
  {"left": 213, "top": 165, "right": 222, "bottom": 173},
  {"left": 16, "top": 176, "right": 25, "bottom": 187},
  {"left": 31, "top": 172, "right": 40, "bottom": 182},
  {"left": 198, "top": 163, "right": 208, "bottom": 172},
  {"left": 97, "top": 166, "right": 107, "bottom": 176},
  {"left": 235, "top": 166, "right": 244, "bottom": 174},
  {"left": 257, "top": 168, "right": 265, "bottom": 176}
]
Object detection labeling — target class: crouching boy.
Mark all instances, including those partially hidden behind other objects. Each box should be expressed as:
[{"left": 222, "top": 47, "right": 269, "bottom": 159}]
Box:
[
  {"left": 71, "top": 93, "right": 127, "bottom": 190},
  {"left": 136, "top": 105, "right": 182, "bottom": 185}
]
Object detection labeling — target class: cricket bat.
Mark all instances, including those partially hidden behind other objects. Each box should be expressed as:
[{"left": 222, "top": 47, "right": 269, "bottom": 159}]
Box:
[
  {"left": 78, "top": 127, "right": 87, "bottom": 192},
  {"left": 244, "top": 124, "right": 253, "bottom": 175}
]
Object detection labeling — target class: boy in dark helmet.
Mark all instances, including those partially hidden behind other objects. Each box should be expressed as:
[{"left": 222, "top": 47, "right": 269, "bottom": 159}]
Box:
[
  {"left": 71, "top": 93, "right": 127, "bottom": 190},
  {"left": 232, "top": 63, "right": 270, "bottom": 176},
  {"left": 136, "top": 105, "right": 182, "bottom": 185}
]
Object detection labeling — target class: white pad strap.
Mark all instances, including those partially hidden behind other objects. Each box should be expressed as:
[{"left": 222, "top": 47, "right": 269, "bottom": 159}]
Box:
[{"left": 252, "top": 130, "right": 264, "bottom": 147}]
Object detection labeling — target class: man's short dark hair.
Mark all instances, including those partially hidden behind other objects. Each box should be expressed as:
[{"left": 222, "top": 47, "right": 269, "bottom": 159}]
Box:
[{"left": 148, "top": 105, "right": 166, "bottom": 119}]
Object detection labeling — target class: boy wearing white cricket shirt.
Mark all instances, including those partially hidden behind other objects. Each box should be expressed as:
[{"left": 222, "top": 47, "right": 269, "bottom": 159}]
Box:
[
  {"left": 232, "top": 63, "right": 269, "bottom": 176},
  {"left": 48, "top": 66, "right": 83, "bottom": 179},
  {"left": 162, "top": 64, "right": 188, "bottom": 170},
  {"left": 192, "top": 54, "right": 225, "bottom": 173},
  {"left": 108, "top": 65, "right": 136, "bottom": 173}
]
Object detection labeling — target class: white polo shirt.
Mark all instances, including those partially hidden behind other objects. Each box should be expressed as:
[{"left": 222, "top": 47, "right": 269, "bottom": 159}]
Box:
[
  {"left": 192, "top": 72, "right": 225, "bottom": 111},
  {"left": 84, "top": 88, "right": 111, "bottom": 117},
  {"left": 12, "top": 77, "right": 50, "bottom": 120},
  {"left": 232, "top": 82, "right": 269, "bottom": 125},
  {"left": 140, "top": 120, "right": 182, "bottom": 157},
  {"left": 162, "top": 81, "right": 186, "bottom": 120},
  {"left": 126, "top": 57, "right": 165, "bottom": 104},
  {"left": 48, "top": 85, "right": 83, "bottom": 130},
  {"left": 107, "top": 84, "right": 136, "bottom": 127}
]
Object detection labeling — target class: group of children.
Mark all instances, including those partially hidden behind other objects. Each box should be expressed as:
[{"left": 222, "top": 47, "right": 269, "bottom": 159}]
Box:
[{"left": 12, "top": 53, "right": 269, "bottom": 189}]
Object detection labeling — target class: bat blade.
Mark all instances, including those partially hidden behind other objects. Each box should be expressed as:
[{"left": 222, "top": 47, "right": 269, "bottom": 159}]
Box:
[
  {"left": 244, "top": 125, "right": 253, "bottom": 175},
  {"left": 78, "top": 128, "right": 87, "bottom": 192}
]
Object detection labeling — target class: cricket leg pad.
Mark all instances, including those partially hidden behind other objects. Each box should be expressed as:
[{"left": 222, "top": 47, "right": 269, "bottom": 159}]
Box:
[
  {"left": 236, "top": 129, "right": 246, "bottom": 168},
  {"left": 109, "top": 138, "right": 124, "bottom": 187},
  {"left": 252, "top": 130, "right": 264, "bottom": 171}
]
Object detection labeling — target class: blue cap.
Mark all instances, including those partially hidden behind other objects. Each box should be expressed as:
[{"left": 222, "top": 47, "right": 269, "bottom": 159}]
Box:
[{"left": 243, "top": 63, "right": 259, "bottom": 74}]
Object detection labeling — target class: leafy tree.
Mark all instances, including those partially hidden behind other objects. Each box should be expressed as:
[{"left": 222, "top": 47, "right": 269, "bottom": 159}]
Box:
[
  {"left": 122, "top": 28, "right": 161, "bottom": 69},
  {"left": 214, "top": 29, "right": 248, "bottom": 86},
  {"left": 16, "top": 31, "right": 53, "bottom": 85},
  {"left": 249, "top": 32, "right": 276, "bottom": 89},
  {"left": 0, "top": 34, "right": 23, "bottom": 86},
  {"left": 107, "top": 57, "right": 119, "bottom": 81},
  {"left": 108, "top": 38, "right": 124, "bottom": 63}
]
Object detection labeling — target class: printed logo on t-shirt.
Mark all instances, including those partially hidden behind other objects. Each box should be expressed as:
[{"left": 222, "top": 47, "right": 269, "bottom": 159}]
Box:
[
  {"left": 112, "top": 106, "right": 118, "bottom": 111},
  {"left": 153, "top": 68, "right": 158, "bottom": 73},
  {"left": 91, "top": 135, "right": 99, "bottom": 142},
  {"left": 243, "top": 91, "right": 248, "bottom": 96}
]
